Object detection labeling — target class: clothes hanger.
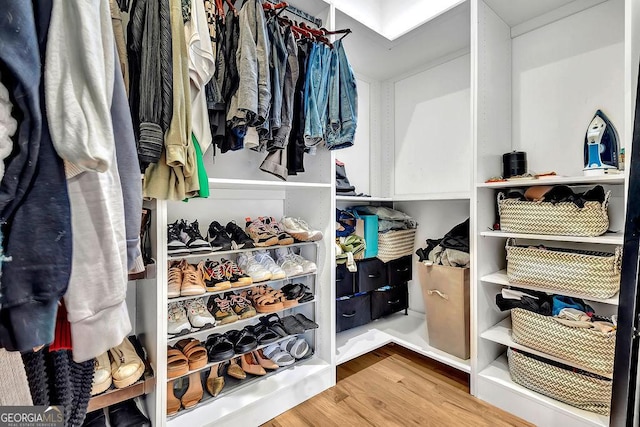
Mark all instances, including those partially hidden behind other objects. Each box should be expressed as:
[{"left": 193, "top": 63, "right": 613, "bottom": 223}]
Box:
[
  {"left": 225, "top": 0, "right": 238, "bottom": 16},
  {"left": 321, "top": 28, "right": 352, "bottom": 42}
]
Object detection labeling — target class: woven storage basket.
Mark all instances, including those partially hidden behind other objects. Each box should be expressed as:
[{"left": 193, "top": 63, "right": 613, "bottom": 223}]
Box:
[
  {"left": 497, "top": 191, "right": 611, "bottom": 236},
  {"left": 507, "top": 348, "right": 612, "bottom": 415},
  {"left": 506, "top": 239, "right": 621, "bottom": 299},
  {"left": 511, "top": 308, "right": 615, "bottom": 377},
  {"left": 377, "top": 229, "right": 416, "bottom": 263}
]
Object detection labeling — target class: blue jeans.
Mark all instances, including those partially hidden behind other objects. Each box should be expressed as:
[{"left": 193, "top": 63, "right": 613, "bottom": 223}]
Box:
[
  {"left": 303, "top": 43, "right": 332, "bottom": 147},
  {"left": 326, "top": 40, "right": 358, "bottom": 150}
]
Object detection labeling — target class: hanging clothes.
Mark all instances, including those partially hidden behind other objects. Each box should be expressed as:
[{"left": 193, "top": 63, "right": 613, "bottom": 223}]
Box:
[
  {"left": 287, "top": 39, "right": 312, "bottom": 175},
  {"left": 0, "top": 82, "right": 17, "bottom": 181},
  {"left": 326, "top": 39, "right": 358, "bottom": 150}
]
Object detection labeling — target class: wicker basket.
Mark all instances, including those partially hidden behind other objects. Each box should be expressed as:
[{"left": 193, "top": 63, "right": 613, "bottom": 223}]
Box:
[
  {"left": 377, "top": 229, "right": 416, "bottom": 263},
  {"left": 497, "top": 191, "right": 611, "bottom": 237},
  {"left": 506, "top": 239, "right": 621, "bottom": 299},
  {"left": 511, "top": 308, "right": 615, "bottom": 377},
  {"left": 507, "top": 348, "right": 612, "bottom": 415}
]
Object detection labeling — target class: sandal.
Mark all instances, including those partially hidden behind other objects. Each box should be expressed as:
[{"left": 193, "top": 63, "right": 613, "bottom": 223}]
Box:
[
  {"left": 298, "top": 285, "right": 314, "bottom": 303},
  {"left": 181, "top": 372, "right": 203, "bottom": 409},
  {"left": 167, "top": 380, "right": 181, "bottom": 415},
  {"left": 280, "top": 337, "right": 310, "bottom": 359},
  {"left": 167, "top": 347, "right": 189, "bottom": 379},
  {"left": 294, "top": 313, "right": 318, "bottom": 330},
  {"left": 259, "top": 313, "right": 289, "bottom": 337},
  {"left": 225, "top": 328, "right": 258, "bottom": 354},
  {"left": 175, "top": 339, "right": 208, "bottom": 370},
  {"left": 263, "top": 344, "right": 295, "bottom": 367},
  {"left": 248, "top": 286, "right": 285, "bottom": 313},
  {"left": 280, "top": 315, "right": 305, "bottom": 335},
  {"left": 281, "top": 283, "right": 304, "bottom": 300},
  {"left": 205, "top": 334, "right": 235, "bottom": 362},
  {"left": 245, "top": 324, "right": 281, "bottom": 345}
]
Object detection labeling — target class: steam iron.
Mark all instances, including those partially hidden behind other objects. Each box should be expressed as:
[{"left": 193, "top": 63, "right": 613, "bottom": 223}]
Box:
[{"left": 583, "top": 110, "right": 619, "bottom": 176}]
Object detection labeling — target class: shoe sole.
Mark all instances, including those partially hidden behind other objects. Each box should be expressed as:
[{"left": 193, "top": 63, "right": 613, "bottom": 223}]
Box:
[
  {"left": 181, "top": 287, "right": 207, "bottom": 296},
  {"left": 270, "top": 272, "right": 287, "bottom": 280},
  {"left": 286, "top": 231, "right": 322, "bottom": 242},
  {"left": 255, "top": 302, "right": 285, "bottom": 313},
  {"left": 277, "top": 237, "right": 295, "bottom": 246},
  {"left": 251, "top": 273, "right": 272, "bottom": 282},
  {"left": 168, "top": 327, "right": 192, "bottom": 337},
  {"left": 168, "top": 248, "right": 191, "bottom": 256},
  {"left": 113, "top": 363, "right": 145, "bottom": 389},
  {"left": 91, "top": 375, "right": 112, "bottom": 395},
  {"left": 168, "top": 290, "right": 181, "bottom": 298},
  {"left": 206, "top": 282, "right": 232, "bottom": 292},
  {"left": 188, "top": 247, "right": 214, "bottom": 254},
  {"left": 239, "top": 311, "right": 257, "bottom": 319},
  {"left": 216, "top": 315, "right": 239, "bottom": 325},
  {"left": 253, "top": 236, "right": 279, "bottom": 247},
  {"left": 231, "top": 277, "right": 253, "bottom": 287}
]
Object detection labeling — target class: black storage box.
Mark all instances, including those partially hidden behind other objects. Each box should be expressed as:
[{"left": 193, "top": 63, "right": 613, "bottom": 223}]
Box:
[
  {"left": 371, "top": 284, "right": 409, "bottom": 320},
  {"left": 387, "top": 255, "right": 413, "bottom": 285},
  {"left": 357, "top": 258, "right": 387, "bottom": 292},
  {"left": 336, "top": 293, "right": 372, "bottom": 333},
  {"left": 336, "top": 264, "right": 356, "bottom": 298}
]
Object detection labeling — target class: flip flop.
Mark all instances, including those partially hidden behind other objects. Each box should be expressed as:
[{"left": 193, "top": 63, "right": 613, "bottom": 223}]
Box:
[
  {"left": 294, "top": 313, "right": 318, "bottom": 330},
  {"left": 205, "top": 334, "right": 235, "bottom": 362}
]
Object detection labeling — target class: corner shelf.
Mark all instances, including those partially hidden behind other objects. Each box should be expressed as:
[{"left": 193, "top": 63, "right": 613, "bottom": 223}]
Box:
[
  {"left": 480, "top": 230, "right": 623, "bottom": 245},
  {"left": 478, "top": 354, "right": 609, "bottom": 427},
  {"left": 476, "top": 174, "right": 625, "bottom": 188},
  {"left": 480, "top": 270, "right": 619, "bottom": 305},
  {"left": 480, "top": 317, "right": 613, "bottom": 379}
]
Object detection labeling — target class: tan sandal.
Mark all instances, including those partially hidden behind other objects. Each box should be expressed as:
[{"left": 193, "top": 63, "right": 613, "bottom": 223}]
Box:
[
  {"left": 249, "top": 286, "right": 284, "bottom": 313},
  {"left": 167, "top": 380, "right": 181, "bottom": 415},
  {"left": 181, "top": 372, "right": 204, "bottom": 409},
  {"left": 176, "top": 339, "right": 208, "bottom": 371},
  {"left": 167, "top": 348, "right": 189, "bottom": 379}
]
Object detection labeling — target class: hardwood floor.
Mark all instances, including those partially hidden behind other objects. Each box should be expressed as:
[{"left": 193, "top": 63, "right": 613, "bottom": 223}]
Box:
[{"left": 263, "top": 344, "right": 533, "bottom": 427}]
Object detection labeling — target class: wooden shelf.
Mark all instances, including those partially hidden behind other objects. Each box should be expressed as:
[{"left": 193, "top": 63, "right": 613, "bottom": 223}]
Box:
[
  {"left": 167, "top": 241, "right": 319, "bottom": 261},
  {"left": 481, "top": 270, "right": 619, "bottom": 305},
  {"left": 480, "top": 317, "right": 613, "bottom": 379},
  {"left": 87, "top": 374, "right": 156, "bottom": 413},
  {"left": 478, "top": 354, "right": 609, "bottom": 427},
  {"left": 480, "top": 230, "right": 623, "bottom": 245},
  {"left": 336, "top": 311, "right": 471, "bottom": 373},
  {"left": 477, "top": 174, "right": 625, "bottom": 188}
]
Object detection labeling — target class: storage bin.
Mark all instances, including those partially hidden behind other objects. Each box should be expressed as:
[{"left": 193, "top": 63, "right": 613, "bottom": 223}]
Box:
[
  {"left": 357, "top": 258, "right": 387, "bottom": 293},
  {"left": 336, "top": 264, "right": 356, "bottom": 298},
  {"left": 357, "top": 214, "right": 379, "bottom": 259},
  {"left": 387, "top": 255, "right": 413, "bottom": 285},
  {"left": 377, "top": 229, "right": 417, "bottom": 263},
  {"left": 506, "top": 239, "right": 621, "bottom": 299},
  {"left": 371, "top": 284, "right": 408, "bottom": 320},
  {"left": 418, "top": 263, "right": 470, "bottom": 359},
  {"left": 336, "top": 294, "right": 372, "bottom": 333},
  {"left": 510, "top": 308, "right": 616, "bottom": 377},
  {"left": 497, "top": 191, "right": 611, "bottom": 237},
  {"left": 507, "top": 348, "right": 612, "bottom": 415}
]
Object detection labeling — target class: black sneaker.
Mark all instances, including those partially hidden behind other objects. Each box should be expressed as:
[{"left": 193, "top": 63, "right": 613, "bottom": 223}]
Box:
[
  {"left": 168, "top": 221, "right": 190, "bottom": 256},
  {"left": 179, "top": 220, "right": 212, "bottom": 253},
  {"left": 207, "top": 221, "right": 233, "bottom": 251},
  {"left": 226, "top": 221, "right": 255, "bottom": 249}
]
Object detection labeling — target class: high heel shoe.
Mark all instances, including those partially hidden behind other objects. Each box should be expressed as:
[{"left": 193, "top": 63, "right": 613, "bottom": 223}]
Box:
[
  {"left": 181, "top": 372, "right": 203, "bottom": 409},
  {"left": 241, "top": 353, "right": 266, "bottom": 376},
  {"left": 227, "top": 357, "right": 246, "bottom": 380},
  {"left": 167, "top": 380, "right": 181, "bottom": 415},
  {"left": 206, "top": 363, "right": 225, "bottom": 397},
  {"left": 253, "top": 349, "right": 278, "bottom": 370}
]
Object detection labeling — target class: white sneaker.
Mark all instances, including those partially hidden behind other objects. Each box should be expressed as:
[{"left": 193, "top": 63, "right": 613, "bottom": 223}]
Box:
[
  {"left": 274, "top": 247, "right": 304, "bottom": 276},
  {"left": 237, "top": 252, "right": 272, "bottom": 282},
  {"left": 185, "top": 298, "right": 216, "bottom": 328},
  {"left": 168, "top": 302, "right": 192, "bottom": 336},
  {"left": 275, "top": 247, "right": 317, "bottom": 275},
  {"left": 281, "top": 217, "right": 323, "bottom": 242},
  {"left": 254, "top": 250, "right": 287, "bottom": 280}
]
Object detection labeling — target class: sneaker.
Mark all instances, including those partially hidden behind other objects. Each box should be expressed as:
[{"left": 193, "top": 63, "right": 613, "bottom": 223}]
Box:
[
  {"left": 226, "top": 221, "right": 255, "bottom": 249},
  {"left": 262, "top": 217, "right": 294, "bottom": 245},
  {"left": 185, "top": 298, "right": 217, "bottom": 328},
  {"left": 207, "top": 221, "right": 233, "bottom": 251},
  {"left": 179, "top": 220, "right": 212, "bottom": 253},
  {"left": 168, "top": 260, "right": 184, "bottom": 298},
  {"left": 204, "top": 261, "right": 232, "bottom": 292},
  {"left": 281, "top": 217, "right": 323, "bottom": 242},
  {"left": 221, "top": 258, "right": 253, "bottom": 287},
  {"left": 168, "top": 221, "right": 190, "bottom": 256},
  {"left": 274, "top": 248, "right": 305, "bottom": 276},
  {"left": 236, "top": 253, "right": 272, "bottom": 282},
  {"left": 168, "top": 302, "right": 192, "bottom": 335},
  {"left": 245, "top": 217, "right": 279, "bottom": 247},
  {"left": 181, "top": 262, "right": 207, "bottom": 296},
  {"left": 207, "top": 295, "right": 239, "bottom": 325},
  {"left": 275, "top": 247, "right": 316, "bottom": 274},
  {"left": 226, "top": 292, "right": 257, "bottom": 319},
  {"left": 91, "top": 352, "right": 112, "bottom": 395},
  {"left": 254, "top": 250, "right": 287, "bottom": 280}
]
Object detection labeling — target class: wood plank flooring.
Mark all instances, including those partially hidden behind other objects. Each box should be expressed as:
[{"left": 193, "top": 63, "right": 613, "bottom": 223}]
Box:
[{"left": 263, "top": 344, "right": 533, "bottom": 427}]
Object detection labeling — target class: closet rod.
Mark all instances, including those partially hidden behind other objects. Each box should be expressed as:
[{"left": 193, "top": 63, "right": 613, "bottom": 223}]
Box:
[{"left": 264, "top": 0, "right": 323, "bottom": 27}]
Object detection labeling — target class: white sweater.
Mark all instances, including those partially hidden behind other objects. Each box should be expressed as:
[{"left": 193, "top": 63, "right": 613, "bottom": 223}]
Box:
[
  {"left": 0, "top": 81, "right": 17, "bottom": 180},
  {"left": 45, "top": 0, "right": 115, "bottom": 174}
]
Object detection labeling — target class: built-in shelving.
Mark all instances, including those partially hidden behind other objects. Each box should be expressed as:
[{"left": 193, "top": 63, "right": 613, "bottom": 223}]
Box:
[
  {"left": 481, "top": 270, "right": 619, "bottom": 305},
  {"left": 208, "top": 178, "right": 331, "bottom": 191},
  {"left": 87, "top": 374, "right": 155, "bottom": 413},
  {"left": 480, "top": 230, "right": 623, "bottom": 245},
  {"left": 476, "top": 174, "right": 625, "bottom": 188},
  {"left": 167, "top": 241, "right": 318, "bottom": 262},
  {"left": 335, "top": 195, "right": 393, "bottom": 202}
]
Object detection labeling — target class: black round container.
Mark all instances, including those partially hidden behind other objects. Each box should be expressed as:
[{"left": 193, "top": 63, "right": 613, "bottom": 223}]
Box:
[{"left": 502, "top": 151, "right": 527, "bottom": 178}]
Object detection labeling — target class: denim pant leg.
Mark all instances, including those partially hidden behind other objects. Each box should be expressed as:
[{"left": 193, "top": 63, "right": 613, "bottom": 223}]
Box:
[
  {"left": 325, "top": 45, "right": 341, "bottom": 148},
  {"left": 304, "top": 44, "right": 332, "bottom": 147},
  {"left": 329, "top": 40, "right": 358, "bottom": 150}
]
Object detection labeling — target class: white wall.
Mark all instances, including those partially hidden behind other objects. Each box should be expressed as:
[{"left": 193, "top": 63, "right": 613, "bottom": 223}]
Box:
[
  {"left": 393, "top": 54, "right": 472, "bottom": 196},
  {"left": 511, "top": 0, "right": 625, "bottom": 176},
  {"left": 334, "top": 78, "right": 371, "bottom": 195}
]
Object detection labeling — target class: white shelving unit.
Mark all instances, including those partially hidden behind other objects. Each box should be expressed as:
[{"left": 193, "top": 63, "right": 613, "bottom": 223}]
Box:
[
  {"left": 480, "top": 230, "right": 624, "bottom": 245},
  {"left": 477, "top": 174, "right": 625, "bottom": 188}
]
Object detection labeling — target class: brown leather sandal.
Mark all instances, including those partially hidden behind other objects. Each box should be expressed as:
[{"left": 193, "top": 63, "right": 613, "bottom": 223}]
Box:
[
  {"left": 168, "top": 348, "right": 189, "bottom": 379},
  {"left": 176, "top": 339, "right": 208, "bottom": 371},
  {"left": 250, "top": 286, "right": 284, "bottom": 313},
  {"left": 181, "top": 372, "right": 204, "bottom": 409},
  {"left": 167, "top": 380, "right": 181, "bottom": 415}
]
